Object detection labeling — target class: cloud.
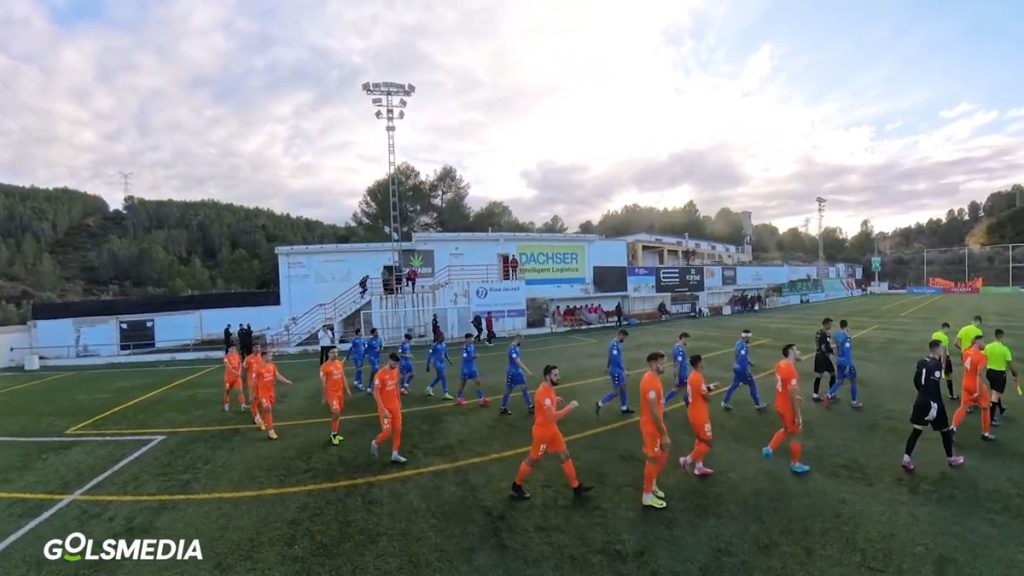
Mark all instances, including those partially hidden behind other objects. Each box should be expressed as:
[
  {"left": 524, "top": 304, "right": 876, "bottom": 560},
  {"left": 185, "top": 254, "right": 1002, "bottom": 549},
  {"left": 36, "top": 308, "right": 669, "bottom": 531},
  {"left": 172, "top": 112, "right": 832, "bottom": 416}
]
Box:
[
  {"left": 0, "top": 0, "right": 1022, "bottom": 239},
  {"left": 1006, "top": 108, "right": 1024, "bottom": 119},
  {"left": 939, "top": 102, "right": 979, "bottom": 119}
]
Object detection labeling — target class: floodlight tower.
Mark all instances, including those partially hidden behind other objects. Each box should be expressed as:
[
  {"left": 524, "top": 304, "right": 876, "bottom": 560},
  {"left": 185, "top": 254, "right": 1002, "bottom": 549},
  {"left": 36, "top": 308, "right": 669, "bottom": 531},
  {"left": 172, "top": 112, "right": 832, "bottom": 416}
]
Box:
[
  {"left": 362, "top": 81, "right": 416, "bottom": 281},
  {"left": 816, "top": 196, "right": 827, "bottom": 279}
]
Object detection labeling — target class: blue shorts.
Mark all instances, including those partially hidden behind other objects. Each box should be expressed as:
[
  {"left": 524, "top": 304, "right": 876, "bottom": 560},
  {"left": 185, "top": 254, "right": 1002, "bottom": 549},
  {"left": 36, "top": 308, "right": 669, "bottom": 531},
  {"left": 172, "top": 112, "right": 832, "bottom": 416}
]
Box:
[
  {"left": 837, "top": 363, "right": 857, "bottom": 381},
  {"left": 506, "top": 372, "right": 527, "bottom": 389},
  {"left": 400, "top": 361, "right": 413, "bottom": 375},
  {"left": 676, "top": 371, "right": 689, "bottom": 389},
  {"left": 609, "top": 369, "right": 626, "bottom": 388},
  {"left": 461, "top": 369, "right": 480, "bottom": 381},
  {"left": 351, "top": 357, "right": 365, "bottom": 368},
  {"left": 732, "top": 370, "right": 755, "bottom": 387},
  {"left": 369, "top": 358, "right": 381, "bottom": 372}
]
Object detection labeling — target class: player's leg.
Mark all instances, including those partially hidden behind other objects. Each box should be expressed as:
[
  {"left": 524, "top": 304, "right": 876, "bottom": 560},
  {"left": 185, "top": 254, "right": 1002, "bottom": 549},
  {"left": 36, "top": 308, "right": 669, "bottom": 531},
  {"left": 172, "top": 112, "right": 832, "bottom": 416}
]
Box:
[
  {"left": 472, "top": 376, "right": 488, "bottom": 405},
  {"left": 511, "top": 436, "right": 546, "bottom": 499},
  {"left": 642, "top": 433, "right": 667, "bottom": 508},
  {"left": 951, "top": 394, "right": 971, "bottom": 431},
  {"left": 553, "top": 436, "right": 591, "bottom": 495},
  {"left": 261, "top": 397, "right": 277, "bottom": 440},
  {"left": 902, "top": 424, "right": 925, "bottom": 471},
  {"left": 979, "top": 386, "right": 994, "bottom": 440},
  {"left": 519, "top": 381, "right": 533, "bottom": 413},
  {"left": 616, "top": 372, "right": 632, "bottom": 413},
  {"left": 353, "top": 362, "right": 363, "bottom": 390},
  {"left": 371, "top": 408, "right": 392, "bottom": 457},
  {"left": 223, "top": 381, "right": 231, "bottom": 411},
  {"left": 438, "top": 367, "right": 451, "bottom": 398},
  {"left": 848, "top": 366, "right": 861, "bottom": 407},
  {"left": 457, "top": 374, "right": 468, "bottom": 403},
  {"left": 746, "top": 373, "right": 765, "bottom": 410},
  {"left": 389, "top": 412, "right": 405, "bottom": 462},
  {"left": 500, "top": 375, "right": 514, "bottom": 415},
  {"left": 235, "top": 381, "right": 246, "bottom": 409},
  {"left": 722, "top": 371, "right": 743, "bottom": 409}
]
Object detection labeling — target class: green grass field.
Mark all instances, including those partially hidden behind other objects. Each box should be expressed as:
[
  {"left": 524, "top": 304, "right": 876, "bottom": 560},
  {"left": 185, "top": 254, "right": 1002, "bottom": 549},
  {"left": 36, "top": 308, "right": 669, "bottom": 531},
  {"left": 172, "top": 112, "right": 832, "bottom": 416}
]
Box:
[{"left": 2, "top": 294, "right": 1024, "bottom": 575}]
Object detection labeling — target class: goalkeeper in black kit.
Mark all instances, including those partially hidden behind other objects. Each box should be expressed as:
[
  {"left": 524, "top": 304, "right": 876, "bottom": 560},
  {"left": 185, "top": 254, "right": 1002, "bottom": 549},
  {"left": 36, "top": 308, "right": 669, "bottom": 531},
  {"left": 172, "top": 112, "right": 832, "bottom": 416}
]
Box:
[{"left": 902, "top": 339, "right": 965, "bottom": 472}]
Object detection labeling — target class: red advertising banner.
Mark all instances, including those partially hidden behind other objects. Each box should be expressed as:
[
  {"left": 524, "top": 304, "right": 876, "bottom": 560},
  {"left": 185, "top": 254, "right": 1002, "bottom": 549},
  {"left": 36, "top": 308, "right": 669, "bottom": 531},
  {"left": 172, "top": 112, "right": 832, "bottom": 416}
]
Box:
[{"left": 942, "top": 286, "right": 980, "bottom": 294}]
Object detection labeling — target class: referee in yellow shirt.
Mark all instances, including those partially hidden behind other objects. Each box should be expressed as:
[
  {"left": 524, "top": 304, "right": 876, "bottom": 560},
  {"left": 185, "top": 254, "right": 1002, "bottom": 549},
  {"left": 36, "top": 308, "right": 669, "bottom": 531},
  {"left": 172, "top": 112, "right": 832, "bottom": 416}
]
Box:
[{"left": 983, "top": 329, "right": 1018, "bottom": 426}]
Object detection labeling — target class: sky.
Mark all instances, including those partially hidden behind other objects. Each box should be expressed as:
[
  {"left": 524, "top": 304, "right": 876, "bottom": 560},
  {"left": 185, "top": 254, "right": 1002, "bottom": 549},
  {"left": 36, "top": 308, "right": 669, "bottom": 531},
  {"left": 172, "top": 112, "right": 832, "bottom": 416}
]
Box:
[{"left": 1, "top": 0, "right": 1022, "bottom": 237}]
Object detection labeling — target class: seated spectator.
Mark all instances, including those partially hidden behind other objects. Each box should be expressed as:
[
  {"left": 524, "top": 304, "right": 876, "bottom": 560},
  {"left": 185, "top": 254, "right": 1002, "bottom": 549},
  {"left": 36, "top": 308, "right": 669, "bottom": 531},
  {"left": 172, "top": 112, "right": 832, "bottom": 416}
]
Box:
[{"left": 657, "top": 301, "right": 670, "bottom": 320}]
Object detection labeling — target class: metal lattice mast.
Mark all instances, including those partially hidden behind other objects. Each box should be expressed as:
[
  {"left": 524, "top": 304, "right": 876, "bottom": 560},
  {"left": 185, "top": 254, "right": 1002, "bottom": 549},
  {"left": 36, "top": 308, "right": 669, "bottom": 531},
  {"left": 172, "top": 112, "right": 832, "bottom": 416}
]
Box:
[
  {"left": 363, "top": 82, "right": 416, "bottom": 281},
  {"left": 816, "top": 196, "right": 827, "bottom": 279}
]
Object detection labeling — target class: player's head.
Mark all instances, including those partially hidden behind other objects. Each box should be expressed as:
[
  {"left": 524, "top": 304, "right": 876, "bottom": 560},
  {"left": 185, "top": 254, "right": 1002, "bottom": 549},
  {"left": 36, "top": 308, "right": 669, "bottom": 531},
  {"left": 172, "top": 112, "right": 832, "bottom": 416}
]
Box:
[
  {"left": 617, "top": 329, "right": 629, "bottom": 342},
  {"left": 464, "top": 332, "right": 473, "bottom": 342},
  {"left": 941, "top": 322, "right": 950, "bottom": 333},
  {"left": 994, "top": 328, "right": 1005, "bottom": 341},
  {"left": 822, "top": 317, "right": 833, "bottom": 328},
  {"left": 404, "top": 333, "right": 412, "bottom": 342},
  {"left": 973, "top": 315, "right": 983, "bottom": 327},
  {"left": 971, "top": 334, "right": 984, "bottom": 349},
  {"left": 839, "top": 319, "right": 848, "bottom": 331},
  {"left": 227, "top": 345, "right": 236, "bottom": 354},
  {"left": 782, "top": 343, "right": 800, "bottom": 361},
  {"left": 328, "top": 347, "right": 338, "bottom": 360},
  {"left": 512, "top": 334, "right": 523, "bottom": 345},
  {"left": 679, "top": 331, "right": 690, "bottom": 344},
  {"left": 647, "top": 351, "right": 667, "bottom": 374},
  {"left": 387, "top": 352, "right": 401, "bottom": 367},
  {"left": 354, "top": 328, "right": 362, "bottom": 336},
  {"left": 252, "top": 343, "right": 261, "bottom": 354},
  {"left": 370, "top": 328, "right": 378, "bottom": 337},
  {"left": 741, "top": 329, "right": 752, "bottom": 343},
  {"left": 689, "top": 354, "right": 703, "bottom": 372},
  {"left": 262, "top": 349, "right": 274, "bottom": 362},
  {"left": 543, "top": 364, "right": 560, "bottom": 386},
  {"left": 928, "top": 339, "right": 943, "bottom": 357},
  {"left": 436, "top": 333, "right": 445, "bottom": 343}
]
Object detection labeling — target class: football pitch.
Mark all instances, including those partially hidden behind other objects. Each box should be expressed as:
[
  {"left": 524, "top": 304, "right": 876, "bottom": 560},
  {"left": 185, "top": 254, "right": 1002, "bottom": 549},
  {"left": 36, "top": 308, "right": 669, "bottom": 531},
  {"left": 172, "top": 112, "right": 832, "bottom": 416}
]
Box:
[{"left": 2, "top": 294, "right": 1024, "bottom": 575}]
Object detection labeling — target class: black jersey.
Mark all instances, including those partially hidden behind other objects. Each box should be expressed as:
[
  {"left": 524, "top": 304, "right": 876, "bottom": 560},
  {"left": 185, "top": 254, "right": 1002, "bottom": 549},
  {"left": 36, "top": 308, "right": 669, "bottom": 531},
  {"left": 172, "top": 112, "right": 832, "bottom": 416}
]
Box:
[
  {"left": 914, "top": 356, "right": 944, "bottom": 403},
  {"left": 815, "top": 329, "right": 833, "bottom": 355}
]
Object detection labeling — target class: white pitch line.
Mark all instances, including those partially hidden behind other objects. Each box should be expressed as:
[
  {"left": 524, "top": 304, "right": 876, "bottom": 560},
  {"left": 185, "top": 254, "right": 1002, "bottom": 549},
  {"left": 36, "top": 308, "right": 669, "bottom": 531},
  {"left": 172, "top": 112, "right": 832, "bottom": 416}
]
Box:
[
  {"left": 0, "top": 436, "right": 164, "bottom": 442},
  {"left": 0, "top": 435, "right": 165, "bottom": 555}
]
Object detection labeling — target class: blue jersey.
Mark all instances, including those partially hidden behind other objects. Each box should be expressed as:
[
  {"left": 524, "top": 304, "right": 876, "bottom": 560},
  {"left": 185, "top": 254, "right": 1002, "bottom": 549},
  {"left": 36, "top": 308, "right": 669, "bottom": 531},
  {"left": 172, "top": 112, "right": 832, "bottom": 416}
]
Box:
[
  {"left": 836, "top": 331, "right": 853, "bottom": 365},
  {"left": 399, "top": 341, "right": 412, "bottom": 361},
  {"left": 429, "top": 342, "right": 449, "bottom": 367},
  {"left": 462, "top": 343, "right": 477, "bottom": 373},
  {"left": 507, "top": 344, "right": 523, "bottom": 375},
  {"left": 608, "top": 339, "right": 625, "bottom": 372},
  {"left": 734, "top": 339, "right": 750, "bottom": 373},
  {"left": 673, "top": 342, "right": 688, "bottom": 382},
  {"left": 346, "top": 336, "right": 365, "bottom": 361},
  {"left": 367, "top": 337, "right": 382, "bottom": 360}
]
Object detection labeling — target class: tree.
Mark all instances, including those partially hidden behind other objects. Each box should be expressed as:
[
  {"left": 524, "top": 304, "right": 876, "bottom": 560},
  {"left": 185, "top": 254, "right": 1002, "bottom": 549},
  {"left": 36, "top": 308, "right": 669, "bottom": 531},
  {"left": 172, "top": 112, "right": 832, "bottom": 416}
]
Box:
[
  {"left": 777, "top": 227, "right": 816, "bottom": 261},
  {"left": 537, "top": 215, "right": 568, "bottom": 233},
  {"left": 752, "top": 223, "right": 781, "bottom": 257},
  {"left": 576, "top": 220, "right": 597, "bottom": 234},
  {"left": 846, "top": 219, "right": 876, "bottom": 260},
  {"left": 967, "top": 200, "right": 982, "bottom": 225},
  {"left": 428, "top": 165, "right": 474, "bottom": 232},
  {"left": 708, "top": 207, "right": 745, "bottom": 245},
  {"left": 351, "top": 163, "right": 432, "bottom": 241},
  {"left": 820, "top": 227, "right": 847, "bottom": 261},
  {"left": 468, "top": 201, "right": 532, "bottom": 232}
]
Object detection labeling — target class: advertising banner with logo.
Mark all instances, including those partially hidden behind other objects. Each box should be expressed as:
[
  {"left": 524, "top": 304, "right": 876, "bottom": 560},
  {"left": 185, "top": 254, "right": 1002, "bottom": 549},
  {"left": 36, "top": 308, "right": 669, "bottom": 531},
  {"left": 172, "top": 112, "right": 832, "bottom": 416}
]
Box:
[
  {"left": 736, "top": 266, "right": 787, "bottom": 286},
  {"left": 470, "top": 281, "right": 526, "bottom": 318},
  {"left": 516, "top": 245, "right": 586, "bottom": 285},
  {"left": 627, "top": 267, "right": 657, "bottom": 294},
  {"left": 907, "top": 287, "right": 944, "bottom": 295},
  {"left": 703, "top": 266, "right": 723, "bottom": 289},
  {"left": 400, "top": 249, "right": 435, "bottom": 278},
  {"left": 655, "top": 266, "right": 705, "bottom": 294},
  {"left": 722, "top": 266, "right": 737, "bottom": 286}
]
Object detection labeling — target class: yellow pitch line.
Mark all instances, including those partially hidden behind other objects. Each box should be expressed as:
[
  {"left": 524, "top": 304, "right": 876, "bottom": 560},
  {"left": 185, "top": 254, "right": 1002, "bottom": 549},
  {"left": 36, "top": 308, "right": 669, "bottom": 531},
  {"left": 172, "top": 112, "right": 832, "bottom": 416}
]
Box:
[
  {"left": 67, "top": 340, "right": 772, "bottom": 436},
  {"left": 0, "top": 372, "right": 71, "bottom": 396},
  {"left": 899, "top": 295, "right": 943, "bottom": 317},
  {"left": 880, "top": 295, "right": 926, "bottom": 310},
  {"left": 64, "top": 367, "right": 219, "bottom": 434}
]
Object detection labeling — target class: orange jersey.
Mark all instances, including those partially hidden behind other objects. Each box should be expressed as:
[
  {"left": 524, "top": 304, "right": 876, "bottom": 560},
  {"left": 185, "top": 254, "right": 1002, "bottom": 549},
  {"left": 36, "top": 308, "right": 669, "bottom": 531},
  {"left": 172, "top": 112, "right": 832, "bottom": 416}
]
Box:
[
  {"left": 243, "top": 354, "right": 263, "bottom": 383},
  {"left": 374, "top": 366, "right": 401, "bottom": 407},
  {"left": 224, "top": 352, "right": 241, "bottom": 382},
  {"left": 639, "top": 371, "right": 665, "bottom": 433},
  {"left": 320, "top": 359, "right": 347, "bottom": 397},
  {"left": 962, "top": 348, "right": 987, "bottom": 391},
  {"left": 533, "top": 383, "right": 559, "bottom": 432},
  {"left": 774, "top": 360, "right": 799, "bottom": 412},
  {"left": 256, "top": 362, "right": 279, "bottom": 398},
  {"left": 686, "top": 371, "right": 709, "bottom": 420}
]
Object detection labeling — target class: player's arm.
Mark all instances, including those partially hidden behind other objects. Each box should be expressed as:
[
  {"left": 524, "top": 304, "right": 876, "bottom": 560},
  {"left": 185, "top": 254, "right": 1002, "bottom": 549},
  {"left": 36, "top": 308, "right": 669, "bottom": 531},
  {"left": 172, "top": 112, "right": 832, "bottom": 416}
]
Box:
[
  {"left": 647, "top": 393, "right": 670, "bottom": 443},
  {"left": 425, "top": 349, "right": 432, "bottom": 372},
  {"left": 446, "top": 351, "right": 453, "bottom": 366},
  {"left": 274, "top": 371, "right": 293, "bottom": 385},
  {"left": 516, "top": 358, "right": 533, "bottom": 376},
  {"left": 544, "top": 400, "right": 579, "bottom": 424},
  {"left": 788, "top": 378, "right": 802, "bottom": 424},
  {"left": 320, "top": 370, "right": 328, "bottom": 403}
]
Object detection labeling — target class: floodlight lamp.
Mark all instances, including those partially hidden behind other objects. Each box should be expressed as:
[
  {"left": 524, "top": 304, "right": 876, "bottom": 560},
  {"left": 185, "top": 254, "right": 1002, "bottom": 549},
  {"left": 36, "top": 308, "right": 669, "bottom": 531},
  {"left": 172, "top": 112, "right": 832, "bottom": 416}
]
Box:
[
  {"left": 407, "top": 84, "right": 416, "bottom": 93},
  {"left": 372, "top": 97, "right": 383, "bottom": 105},
  {"left": 375, "top": 110, "right": 383, "bottom": 119},
  {"left": 398, "top": 110, "right": 405, "bottom": 119},
  {"left": 398, "top": 98, "right": 407, "bottom": 107},
  {"left": 361, "top": 82, "right": 371, "bottom": 92},
  {"left": 372, "top": 82, "right": 382, "bottom": 90}
]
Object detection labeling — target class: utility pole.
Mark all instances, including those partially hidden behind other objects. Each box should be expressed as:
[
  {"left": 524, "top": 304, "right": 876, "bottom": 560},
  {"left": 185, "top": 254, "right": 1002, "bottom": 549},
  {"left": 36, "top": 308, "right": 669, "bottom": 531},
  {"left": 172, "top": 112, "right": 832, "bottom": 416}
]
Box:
[
  {"left": 118, "top": 171, "right": 133, "bottom": 205},
  {"left": 816, "top": 197, "right": 827, "bottom": 280}
]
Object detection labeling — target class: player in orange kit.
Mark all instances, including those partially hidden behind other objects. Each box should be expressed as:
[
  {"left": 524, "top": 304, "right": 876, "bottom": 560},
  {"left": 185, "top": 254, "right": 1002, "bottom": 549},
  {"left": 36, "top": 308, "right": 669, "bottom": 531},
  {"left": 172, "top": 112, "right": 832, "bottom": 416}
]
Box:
[
  {"left": 320, "top": 347, "right": 352, "bottom": 445},
  {"left": 509, "top": 364, "right": 593, "bottom": 501},
  {"left": 243, "top": 343, "right": 263, "bottom": 424},
  {"left": 223, "top": 345, "right": 247, "bottom": 412},
  {"left": 371, "top": 353, "right": 408, "bottom": 463},
  {"left": 762, "top": 344, "right": 811, "bottom": 474},
  {"left": 255, "top": 349, "right": 294, "bottom": 440},
  {"left": 679, "top": 354, "right": 719, "bottom": 477},
  {"left": 952, "top": 335, "right": 996, "bottom": 441},
  {"left": 640, "top": 351, "right": 671, "bottom": 509}
]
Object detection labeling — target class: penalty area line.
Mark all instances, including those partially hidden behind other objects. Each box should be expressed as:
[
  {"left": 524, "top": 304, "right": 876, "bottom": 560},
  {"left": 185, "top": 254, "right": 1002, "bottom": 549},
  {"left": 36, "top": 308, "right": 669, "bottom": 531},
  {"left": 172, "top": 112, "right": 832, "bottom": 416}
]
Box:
[{"left": 0, "top": 435, "right": 165, "bottom": 554}]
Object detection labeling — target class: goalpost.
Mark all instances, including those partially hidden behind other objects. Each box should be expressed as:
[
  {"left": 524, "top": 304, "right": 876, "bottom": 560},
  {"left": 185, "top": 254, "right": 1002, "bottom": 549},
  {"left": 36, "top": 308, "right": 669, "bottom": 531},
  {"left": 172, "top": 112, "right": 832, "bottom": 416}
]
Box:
[{"left": 360, "top": 305, "right": 473, "bottom": 347}]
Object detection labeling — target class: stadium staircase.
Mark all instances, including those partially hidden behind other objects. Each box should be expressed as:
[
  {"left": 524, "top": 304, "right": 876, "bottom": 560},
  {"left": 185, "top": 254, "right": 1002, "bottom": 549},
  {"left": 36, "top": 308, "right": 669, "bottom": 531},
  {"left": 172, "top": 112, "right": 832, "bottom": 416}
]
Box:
[{"left": 270, "top": 265, "right": 504, "bottom": 349}]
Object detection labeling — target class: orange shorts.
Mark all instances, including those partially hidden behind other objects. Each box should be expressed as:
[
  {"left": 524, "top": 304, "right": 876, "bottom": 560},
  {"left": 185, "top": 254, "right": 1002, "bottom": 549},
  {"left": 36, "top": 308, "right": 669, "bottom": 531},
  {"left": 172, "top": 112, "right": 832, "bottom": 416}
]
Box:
[
  {"left": 326, "top": 391, "right": 345, "bottom": 413},
  {"left": 529, "top": 427, "right": 566, "bottom": 459},
  {"left": 641, "top": 427, "right": 666, "bottom": 458},
  {"left": 225, "top": 378, "right": 242, "bottom": 390},
  {"left": 259, "top": 394, "right": 276, "bottom": 408},
  {"left": 688, "top": 417, "right": 713, "bottom": 443},
  {"left": 776, "top": 408, "right": 801, "bottom": 434},
  {"left": 378, "top": 405, "right": 402, "bottom": 430},
  {"left": 960, "top": 386, "right": 990, "bottom": 408}
]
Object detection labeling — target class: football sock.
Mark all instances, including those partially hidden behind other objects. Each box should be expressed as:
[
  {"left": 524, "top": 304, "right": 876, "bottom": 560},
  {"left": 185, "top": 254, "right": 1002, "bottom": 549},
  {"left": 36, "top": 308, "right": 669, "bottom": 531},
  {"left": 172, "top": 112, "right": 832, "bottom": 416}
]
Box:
[
  {"left": 789, "top": 440, "right": 802, "bottom": 465},
  {"left": 851, "top": 382, "right": 859, "bottom": 402},
  {"left": 769, "top": 429, "right": 787, "bottom": 451},
  {"left": 561, "top": 460, "right": 579, "bottom": 487},
  {"left": 940, "top": 430, "right": 954, "bottom": 457},
  {"left": 331, "top": 419, "right": 339, "bottom": 434},
  {"left": 813, "top": 377, "right": 821, "bottom": 395},
  {"left": 904, "top": 428, "right": 922, "bottom": 457},
  {"left": 515, "top": 461, "right": 533, "bottom": 485}
]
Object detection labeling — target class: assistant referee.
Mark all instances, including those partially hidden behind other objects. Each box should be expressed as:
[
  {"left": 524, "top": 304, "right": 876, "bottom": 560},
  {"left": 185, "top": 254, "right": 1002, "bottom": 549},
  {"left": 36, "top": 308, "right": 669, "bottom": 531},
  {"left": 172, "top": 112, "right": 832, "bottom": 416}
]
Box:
[{"left": 984, "top": 329, "right": 1018, "bottom": 427}]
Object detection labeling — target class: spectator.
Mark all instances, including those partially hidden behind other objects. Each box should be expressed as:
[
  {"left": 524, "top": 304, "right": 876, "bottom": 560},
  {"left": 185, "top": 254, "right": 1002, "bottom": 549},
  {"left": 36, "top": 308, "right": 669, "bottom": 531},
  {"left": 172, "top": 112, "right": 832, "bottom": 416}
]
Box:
[
  {"left": 238, "top": 323, "right": 251, "bottom": 359},
  {"left": 358, "top": 275, "right": 370, "bottom": 298},
  {"left": 485, "top": 311, "right": 496, "bottom": 346},
  {"left": 614, "top": 302, "right": 623, "bottom": 327},
  {"left": 472, "top": 313, "right": 484, "bottom": 341},
  {"left": 318, "top": 325, "right": 335, "bottom": 365},
  {"left": 223, "top": 324, "right": 233, "bottom": 354},
  {"left": 657, "top": 301, "right": 670, "bottom": 320},
  {"left": 509, "top": 255, "right": 520, "bottom": 280},
  {"left": 406, "top": 269, "right": 419, "bottom": 293},
  {"left": 553, "top": 306, "right": 563, "bottom": 328},
  {"left": 432, "top": 314, "right": 441, "bottom": 341}
]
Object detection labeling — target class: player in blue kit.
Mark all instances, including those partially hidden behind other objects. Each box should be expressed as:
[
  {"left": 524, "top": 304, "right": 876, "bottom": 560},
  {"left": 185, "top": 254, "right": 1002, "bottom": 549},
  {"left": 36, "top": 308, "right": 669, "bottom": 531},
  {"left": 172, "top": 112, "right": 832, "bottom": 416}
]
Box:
[
  {"left": 826, "top": 320, "right": 863, "bottom": 408},
  {"left": 500, "top": 334, "right": 534, "bottom": 416},
  {"left": 595, "top": 329, "right": 634, "bottom": 415},
  {"left": 344, "top": 328, "right": 367, "bottom": 391},
  {"left": 398, "top": 333, "right": 414, "bottom": 395},
  {"left": 664, "top": 331, "right": 691, "bottom": 406},
  {"left": 457, "top": 333, "right": 490, "bottom": 407},
  {"left": 366, "top": 328, "right": 383, "bottom": 392},
  {"left": 722, "top": 329, "right": 767, "bottom": 411},
  {"left": 425, "top": 334, "right": 454, "bottom": 400}
]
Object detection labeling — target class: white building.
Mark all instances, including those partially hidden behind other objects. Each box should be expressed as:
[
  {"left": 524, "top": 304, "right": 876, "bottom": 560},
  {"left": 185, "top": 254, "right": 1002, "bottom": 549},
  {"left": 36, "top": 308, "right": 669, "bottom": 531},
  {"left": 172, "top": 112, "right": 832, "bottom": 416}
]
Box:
[{"left": 618, "top": 233, "right": 752, "bottom": 266}]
